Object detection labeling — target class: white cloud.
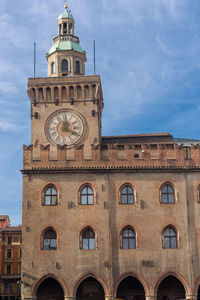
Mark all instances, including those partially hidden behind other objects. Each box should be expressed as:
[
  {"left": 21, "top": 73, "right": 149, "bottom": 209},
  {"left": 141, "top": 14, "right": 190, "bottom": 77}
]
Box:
[
  {"left": 0, "top": 121, "right": 26, "bottom": 132},
  {"left": 155, "top": 36, "right": 174, "bottom": 55}
]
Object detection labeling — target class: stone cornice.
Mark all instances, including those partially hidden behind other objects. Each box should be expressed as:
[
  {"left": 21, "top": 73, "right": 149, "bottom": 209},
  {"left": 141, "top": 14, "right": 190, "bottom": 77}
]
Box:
[{"left": 21, "top": 165, "right": 200, "bottom": 175}]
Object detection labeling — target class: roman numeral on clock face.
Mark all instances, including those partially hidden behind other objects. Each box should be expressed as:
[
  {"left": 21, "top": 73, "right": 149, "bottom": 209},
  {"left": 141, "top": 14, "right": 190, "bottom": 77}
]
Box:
[{"left": 46, "top": 110, "right": 84, "bottom": 146}]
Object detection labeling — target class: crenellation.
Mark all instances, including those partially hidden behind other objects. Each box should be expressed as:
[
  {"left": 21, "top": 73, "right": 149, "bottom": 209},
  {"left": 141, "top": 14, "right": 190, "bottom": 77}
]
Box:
[
  {"left": 57, "top": 145, "right": 67, "bottom": 161},
  {"left": 22, "top": 142, "right": 200, "bottom": 170},
  {"left": 75, "top": 144, "right": 84, "bottom": 161}
]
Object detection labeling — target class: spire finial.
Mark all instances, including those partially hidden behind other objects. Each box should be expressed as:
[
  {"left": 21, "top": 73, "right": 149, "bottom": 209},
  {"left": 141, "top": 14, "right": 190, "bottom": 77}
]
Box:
[{"left": 64, "top": 0, "right": 68, "bottom": 9}]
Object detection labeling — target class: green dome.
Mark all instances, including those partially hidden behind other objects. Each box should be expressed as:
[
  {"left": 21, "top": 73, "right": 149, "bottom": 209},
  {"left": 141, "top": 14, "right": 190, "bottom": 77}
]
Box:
[
  {"left": 48, "top": 41, "right": 84, "bottom": 55},
  {"left": 58, "top": 9, "right": 73, "bottom": 20}
]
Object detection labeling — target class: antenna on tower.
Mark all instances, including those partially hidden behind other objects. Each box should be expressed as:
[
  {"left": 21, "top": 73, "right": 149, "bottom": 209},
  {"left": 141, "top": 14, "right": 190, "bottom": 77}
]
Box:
[
  {"left": 34, "top": 42, "right": 36, "bottom": 78},
  {"left": 94, "top": 40, "right": 96, "bottom": 75}
]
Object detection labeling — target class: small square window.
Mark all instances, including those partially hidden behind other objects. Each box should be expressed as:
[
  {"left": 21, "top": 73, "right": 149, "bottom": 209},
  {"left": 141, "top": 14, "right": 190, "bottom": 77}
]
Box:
[{"left": 134, "top": 153, "right": 139, "bottom": 159}]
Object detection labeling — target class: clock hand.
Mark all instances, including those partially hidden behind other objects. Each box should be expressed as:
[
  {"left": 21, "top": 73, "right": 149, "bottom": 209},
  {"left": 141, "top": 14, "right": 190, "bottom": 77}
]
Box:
[
  {"left": 62, "top": 121, "right": 69, "bottom": 132},
  {"left": 67, "top": 128, "right": 80, "bottom": 136}
]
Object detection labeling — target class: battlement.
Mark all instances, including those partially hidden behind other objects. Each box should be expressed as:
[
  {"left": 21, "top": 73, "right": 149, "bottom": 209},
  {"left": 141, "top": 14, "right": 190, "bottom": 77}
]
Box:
[{"left": 22, "top": 141, "right": 200, "bottom": 171}]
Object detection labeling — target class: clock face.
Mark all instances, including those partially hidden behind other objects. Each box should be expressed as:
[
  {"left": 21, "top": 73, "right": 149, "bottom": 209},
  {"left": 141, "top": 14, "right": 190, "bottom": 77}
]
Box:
[{"left": 45, "top": 110, "right": 84, "bottom": 146}]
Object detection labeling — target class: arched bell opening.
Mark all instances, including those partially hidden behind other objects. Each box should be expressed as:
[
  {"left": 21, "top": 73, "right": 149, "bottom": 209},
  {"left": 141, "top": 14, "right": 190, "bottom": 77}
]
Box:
[
  {"left": 157, "top": 275, "right": 185, "bottom": 300},
  {"left": 116, "top": 276, "right": 145, "bottom": 300},
  {"left": 76, "top": 276, "right": 105, "bottom": 300},
  {"left": 36, "top": 277, "right": 64, "bottom": 300}
]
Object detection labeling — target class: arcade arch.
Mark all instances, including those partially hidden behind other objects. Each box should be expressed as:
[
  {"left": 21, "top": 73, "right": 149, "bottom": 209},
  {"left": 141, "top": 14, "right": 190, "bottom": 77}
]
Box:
[
  {"left": 156, "top": 275, "right": 186, "bottom": 300},
  {"left": 116, "top": 276, "right": 145, "bottom": 300},
  {"left": 35, "top": 276, "right": 65, "bottom": 300},
  {"left": 76, "top": 276, "right": 105, "bottom": 300}
]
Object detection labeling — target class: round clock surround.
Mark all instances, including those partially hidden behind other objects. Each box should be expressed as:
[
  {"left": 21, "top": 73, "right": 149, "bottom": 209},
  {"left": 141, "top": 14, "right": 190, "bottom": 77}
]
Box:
[{"left": 45, "top": 109, "right": 85, "bottom": 147}]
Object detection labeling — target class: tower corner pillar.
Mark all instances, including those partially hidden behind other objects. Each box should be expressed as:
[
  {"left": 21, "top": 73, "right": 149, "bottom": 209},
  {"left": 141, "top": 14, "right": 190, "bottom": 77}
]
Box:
[
  {"left": 146, "top": 295, "right": 156, "bottom": 300},
  {"left": 186, "top": 295, "right": 197, "bottom": 300}
]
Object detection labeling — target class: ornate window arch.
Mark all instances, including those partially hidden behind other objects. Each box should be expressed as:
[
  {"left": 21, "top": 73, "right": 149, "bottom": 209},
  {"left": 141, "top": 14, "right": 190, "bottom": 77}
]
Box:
[
  {"left": 51, "top": 62, "right": 55, "bottom": 74},
  {"left": 79, "top": 184, "right": 94, "bottom": 205},
  {"left": 119, "top": 184, "right": 134, "bottom": 204},
  {"left": 80, "top": 227, "right": 95, "bottom": 250},
  {"left": 162, "top": 226, "right": 177, "bottom": 249},
  {"left": 42, "top": 185, "right": 58, "bottom": 206},
  {"left": 160, "top": 183, "right": 175, "bottom": 204},
  {"left": 61, "top": 59, "right": 68, "bottom": 72},
  {"left": 42, "top": 228, "right": 57, "bottom": 250},
  {"left": 120, "top": 226, "right": 136, "bottom": 249},
  {"left": 75, "top": 60, "right": 80, "bottom": 74}
]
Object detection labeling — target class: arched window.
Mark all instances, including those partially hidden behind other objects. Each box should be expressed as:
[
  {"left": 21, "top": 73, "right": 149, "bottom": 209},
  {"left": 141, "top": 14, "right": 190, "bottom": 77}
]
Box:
[
  {"left": 38, "top": 88, "right": 44, "bottom": 101},
  {"left": 120, "top": 185, "right": 134, "bottom": 204},
  {"left": 161, "top": 184, "right": 175, "bottom": 204},
  {"left": 122, "top": 227, "right": 136, "bottom": 249},
  {"left": 80, "top": 185, "right": 94, "bottom": 205},
  {"left": 43, "top": 229, "right": 57, "bottom": 250},
  {"left": 84, "top": 85, "right": 89, "bottom": 99},
  {"left": 77, "top": 85, "right": 82, "bottom": 99},
  {"left": 163, "top": 226, "right": 177, "bottom": 249},
  {"left": 51, "top": 62, "right": 55, "bottom": 74},
  {"left": 75, "top": 60, "right": 80, "bottom": 74},
  {"left": 81, "top": 228, "right": 95, "bottom": 250},
  {"left": 46, "top": 87, "right": 51, "bottom": 101},
  {"left": 44, "top": 186, "right": 57, "bottom": 206},
  {"left": 62, "top": 59, "right": 68, "bottom": 72},
  {"left": 69, "top": 86, "right": 74, "bottom": 98}
]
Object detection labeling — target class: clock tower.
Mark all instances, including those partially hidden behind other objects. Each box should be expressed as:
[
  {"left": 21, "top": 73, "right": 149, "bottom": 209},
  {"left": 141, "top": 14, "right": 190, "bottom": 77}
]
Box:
[{"left": 27, "top": 2, "right": 103, "bottom": 161}]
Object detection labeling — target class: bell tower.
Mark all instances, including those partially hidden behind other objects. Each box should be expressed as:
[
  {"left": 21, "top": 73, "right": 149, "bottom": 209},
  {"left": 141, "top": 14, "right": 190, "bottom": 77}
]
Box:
[
  {"left": 47, "top": 2, "right": 87, "bottom": 77},
  {"left": 26, "top": 2, "right": 103, "bottom": 161}
]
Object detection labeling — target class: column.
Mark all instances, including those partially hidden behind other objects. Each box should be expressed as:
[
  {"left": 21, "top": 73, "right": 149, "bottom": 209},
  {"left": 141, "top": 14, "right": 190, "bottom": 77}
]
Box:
[
  {"left": 186, "top": 295, "right": 197, "bottom": 300},
  {"left": 146, "top": 295, "right": 156, "bottom": 300},
  {"left": 105, "top": 296, "right": 115, "bottom": 300}
]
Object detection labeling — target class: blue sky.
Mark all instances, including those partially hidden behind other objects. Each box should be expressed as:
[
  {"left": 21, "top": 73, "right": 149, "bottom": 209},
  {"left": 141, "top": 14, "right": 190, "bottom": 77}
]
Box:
[{"left": 0, "top": 0, "right": 200, "bottom": 224}]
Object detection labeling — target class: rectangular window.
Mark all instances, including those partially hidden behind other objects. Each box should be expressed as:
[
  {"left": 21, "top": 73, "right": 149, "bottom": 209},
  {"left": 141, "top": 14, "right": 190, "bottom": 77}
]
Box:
[
  {"left": 6, "top": 249, "right": 12, "bottom": 259},
  {"left": 6, "top": 265, "right": 11, "bottom": 275},
  {"left": 184, "top": 147, "right": 191, "bottom": 160},
  {"left": 7, "top": 236, "right": 12, "bottom": 245}
]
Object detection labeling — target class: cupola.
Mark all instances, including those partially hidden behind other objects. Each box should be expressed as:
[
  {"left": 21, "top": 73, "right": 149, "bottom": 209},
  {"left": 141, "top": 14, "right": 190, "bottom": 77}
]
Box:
[{"left": 46, "top": 2, "right": 87, "bottom": 77}]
